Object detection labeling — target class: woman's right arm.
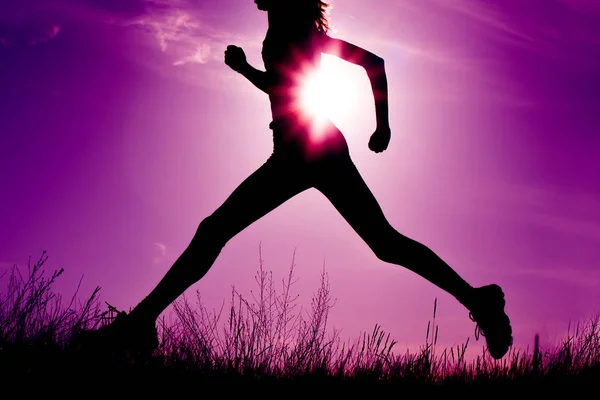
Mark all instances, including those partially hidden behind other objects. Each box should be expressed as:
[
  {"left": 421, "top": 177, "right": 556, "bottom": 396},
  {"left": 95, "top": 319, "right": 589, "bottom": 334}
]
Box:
[
  {"left": 238, "top": 63, "right": 270, "bottom": 94},
  {"left": 225, "top": 45, "right": 270, "bottom": 94}
]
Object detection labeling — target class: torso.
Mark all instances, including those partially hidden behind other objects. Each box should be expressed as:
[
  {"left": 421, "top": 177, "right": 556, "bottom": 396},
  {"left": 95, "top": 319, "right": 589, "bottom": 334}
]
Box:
[
  {"left": 261, "top": 27, "right": 324, "bottom": 122},
  {"left": 261, "top": 26, "right": 348, "bottom": 161}
]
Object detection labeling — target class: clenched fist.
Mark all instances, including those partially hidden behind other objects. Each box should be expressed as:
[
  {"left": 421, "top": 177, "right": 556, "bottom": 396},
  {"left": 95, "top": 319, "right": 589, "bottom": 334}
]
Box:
[
  {"left": 224, "top": 45, "right": 247, "bottom": 72},
  {"left": 368, "top": 125, "right": 391, "bottom": 153}
]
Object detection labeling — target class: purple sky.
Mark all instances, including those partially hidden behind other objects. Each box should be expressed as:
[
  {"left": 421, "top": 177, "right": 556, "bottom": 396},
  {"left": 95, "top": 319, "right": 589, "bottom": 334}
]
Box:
[{"left": 1, "top": 0, "right": 599, "bottom": 357}]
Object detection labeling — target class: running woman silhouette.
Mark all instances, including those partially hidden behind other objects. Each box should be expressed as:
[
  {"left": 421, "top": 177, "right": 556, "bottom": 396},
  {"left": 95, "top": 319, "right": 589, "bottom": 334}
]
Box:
[{"left": 81, "top": 0, "right": 512, "bottom": 360}]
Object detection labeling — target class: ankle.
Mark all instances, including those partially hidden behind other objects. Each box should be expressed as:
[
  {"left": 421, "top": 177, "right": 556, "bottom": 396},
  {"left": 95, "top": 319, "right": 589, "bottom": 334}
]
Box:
[
  {"left": 457, "top": 287, "right": 477, "bottom": 310},
  {"left": 127, "top": 307, "right": 157, "bottom": 326}
]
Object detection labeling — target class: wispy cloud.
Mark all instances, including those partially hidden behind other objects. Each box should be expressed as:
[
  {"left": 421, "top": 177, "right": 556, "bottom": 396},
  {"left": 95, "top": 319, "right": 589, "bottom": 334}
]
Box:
[
  {"left": 173, "top": 43, "right": 211, "bottom": 66},
  {"left": 0, "top": 19, "right": 62, "bottom": 47},
  {"left": 95, "top": 1, "right": 248, "bottom": 74},
  {"left": 129, "top": 8, "right": 201, "bottom": 52},
  {"left": 0, "top": 0, "right": 236, "bottom": 67},
  {"left": 30, "top": 23, "right": 61, "bottom": 45},
  {"left": 0, "top": 0, "right": 66, "bottom": 46},
  {"left": 103, "top": 1, "right": 267, "bottom": 89},
  {"left": 152, "top": 242, "right": 169, "bottom": 265}
]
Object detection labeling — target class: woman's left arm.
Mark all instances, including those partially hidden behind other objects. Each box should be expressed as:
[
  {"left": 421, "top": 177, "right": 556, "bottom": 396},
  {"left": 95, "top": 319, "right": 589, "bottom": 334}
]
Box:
[{"left": 321, "top": 36, "right": 391, "bottom": 153}]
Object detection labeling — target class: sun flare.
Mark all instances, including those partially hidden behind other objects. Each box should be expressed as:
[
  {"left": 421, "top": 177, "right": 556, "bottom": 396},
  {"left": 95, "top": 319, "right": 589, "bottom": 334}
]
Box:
[{"left": 298, "top": 55, "right": 360, "bottom": 124}]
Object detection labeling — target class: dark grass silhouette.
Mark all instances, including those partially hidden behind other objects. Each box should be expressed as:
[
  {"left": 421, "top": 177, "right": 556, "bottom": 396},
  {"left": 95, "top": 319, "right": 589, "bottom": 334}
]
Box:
[{"left": 1, "top": 251, "right": 598, "bottom": 393}]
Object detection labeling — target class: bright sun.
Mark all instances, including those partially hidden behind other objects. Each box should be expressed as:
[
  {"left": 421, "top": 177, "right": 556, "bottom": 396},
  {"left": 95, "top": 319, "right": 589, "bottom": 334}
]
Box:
[{"left": 299, "top": 55, "right": 361, "bottom": 124}]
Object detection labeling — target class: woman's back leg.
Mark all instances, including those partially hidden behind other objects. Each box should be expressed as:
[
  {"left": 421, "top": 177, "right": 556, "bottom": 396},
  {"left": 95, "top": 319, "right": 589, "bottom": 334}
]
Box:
[{"left": 131, "top": 157, "right": 311, "bottom": 322}]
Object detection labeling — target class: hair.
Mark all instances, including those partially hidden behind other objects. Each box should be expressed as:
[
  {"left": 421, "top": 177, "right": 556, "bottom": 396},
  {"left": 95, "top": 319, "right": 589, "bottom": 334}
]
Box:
[
  {"left": 291, "top": 0, "right": 331, "bottom": 33},
  {"left": 312, "top": 0, "right": 331, "bottom": 33}
]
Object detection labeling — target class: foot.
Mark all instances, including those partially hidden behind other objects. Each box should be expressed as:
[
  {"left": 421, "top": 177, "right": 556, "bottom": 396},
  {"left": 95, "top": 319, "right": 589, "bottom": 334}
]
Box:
[
  {"left": 71, "top": 308, "right": 159, "bottom": 361},
  {"left": 466, "top": 284, "right": 513, "bottom": 359}
]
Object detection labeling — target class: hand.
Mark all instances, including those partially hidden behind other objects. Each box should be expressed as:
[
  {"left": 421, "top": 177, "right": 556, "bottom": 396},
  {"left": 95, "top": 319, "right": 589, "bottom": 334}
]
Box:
[
  {"left": 224, "top": 45, "right": 247, "bottom": 72},
  {"left": 368, "top": 125, "right": 391, "bottom": 153}
]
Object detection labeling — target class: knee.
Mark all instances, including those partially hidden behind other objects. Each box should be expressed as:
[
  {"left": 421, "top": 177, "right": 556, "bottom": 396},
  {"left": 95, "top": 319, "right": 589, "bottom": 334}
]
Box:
[
  {"left": 191, "top": 215, "right": 228, "bottom": 250},
  {"left": 371, "top": 241, "right": 396, "bottom": 264},
  {"left": 371, "top": 228, "right": 426, "bottom": 265},
  {"left": 368, "top": 225, "right": 398, "bottom": 262}
]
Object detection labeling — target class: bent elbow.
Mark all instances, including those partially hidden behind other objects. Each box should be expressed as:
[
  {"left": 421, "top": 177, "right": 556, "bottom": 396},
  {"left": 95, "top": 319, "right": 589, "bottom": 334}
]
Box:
[{"left": 364, "top": 54, "right": 385, "bottom": 73}]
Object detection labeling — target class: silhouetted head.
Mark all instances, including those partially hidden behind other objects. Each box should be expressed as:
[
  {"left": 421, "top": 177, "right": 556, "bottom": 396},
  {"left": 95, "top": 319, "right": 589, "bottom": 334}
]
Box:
[{"left": 255, "top": 0, "right": 331, "bottom": 33}]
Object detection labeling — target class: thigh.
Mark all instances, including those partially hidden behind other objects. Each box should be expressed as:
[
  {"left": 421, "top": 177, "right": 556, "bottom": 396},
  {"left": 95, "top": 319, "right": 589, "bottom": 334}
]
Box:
[
  {"left": 313, "top": 156, "right": 394, "bottom": 247},
  {"left": 207, "top": 157, "right": 311, "bottom": 240}
]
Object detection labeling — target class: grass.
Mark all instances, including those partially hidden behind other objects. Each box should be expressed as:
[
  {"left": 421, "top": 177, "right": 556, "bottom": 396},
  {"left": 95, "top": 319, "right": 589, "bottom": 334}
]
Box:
[{"left": 0, "top": 250, "right": 598, "bottom": 392}]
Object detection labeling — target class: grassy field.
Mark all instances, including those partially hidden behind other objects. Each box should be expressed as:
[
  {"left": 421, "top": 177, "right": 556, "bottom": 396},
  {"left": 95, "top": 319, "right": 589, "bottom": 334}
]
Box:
[{"left": 0, "top": 251, "right": 598, "bottom": 393}]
